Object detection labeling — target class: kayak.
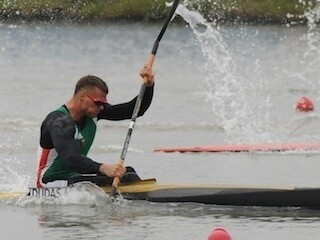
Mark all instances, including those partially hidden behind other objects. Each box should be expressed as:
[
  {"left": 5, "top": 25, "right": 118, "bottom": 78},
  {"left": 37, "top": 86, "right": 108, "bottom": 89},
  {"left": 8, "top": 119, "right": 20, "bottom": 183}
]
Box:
[
  {"left": 2, "top": 179, "right": 320, "bottom": 208},
  {"left": 153, "top": 142, "right": 320, "bottom": 153}
]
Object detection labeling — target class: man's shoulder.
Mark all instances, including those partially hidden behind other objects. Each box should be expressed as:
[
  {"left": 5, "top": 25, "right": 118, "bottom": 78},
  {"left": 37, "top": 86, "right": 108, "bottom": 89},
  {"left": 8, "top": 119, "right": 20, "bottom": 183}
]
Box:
[
  {"left": 41, "top": 109, "right": 76, "bottom": 138},
  {"left": 43, "top": 109, "right": 73, "bottom": 128},
  {"left": 45, "top": 110, "right": 67, "bottom": 121}
]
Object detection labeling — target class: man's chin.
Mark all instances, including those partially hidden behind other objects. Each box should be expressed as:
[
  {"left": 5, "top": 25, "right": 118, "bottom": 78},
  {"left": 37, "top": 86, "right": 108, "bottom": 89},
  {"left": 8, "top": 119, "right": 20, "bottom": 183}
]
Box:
[{"left": 87, "top": 112, "right": 99, "bottom": 118}]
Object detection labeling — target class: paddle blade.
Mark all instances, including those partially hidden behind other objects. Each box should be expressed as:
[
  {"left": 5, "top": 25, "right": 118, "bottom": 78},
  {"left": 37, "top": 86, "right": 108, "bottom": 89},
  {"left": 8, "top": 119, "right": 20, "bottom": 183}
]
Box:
[
  {"left": 111, "top": 177, "right": 120, "bottom": 197},
  {"left": 111, "top": 186, "right": 117, "bottom": 197}
]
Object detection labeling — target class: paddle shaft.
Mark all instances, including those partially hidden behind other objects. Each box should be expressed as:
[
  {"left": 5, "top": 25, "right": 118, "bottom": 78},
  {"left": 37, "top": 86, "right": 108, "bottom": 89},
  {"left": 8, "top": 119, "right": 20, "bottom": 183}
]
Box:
[{"left": 111, "top": 0, "right": 180, "bottom": 196}]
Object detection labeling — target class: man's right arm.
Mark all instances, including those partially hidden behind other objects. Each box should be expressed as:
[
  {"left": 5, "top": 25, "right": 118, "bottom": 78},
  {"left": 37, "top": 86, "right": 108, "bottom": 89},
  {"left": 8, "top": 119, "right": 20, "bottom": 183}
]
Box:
[{"left": 42, "top": 111, "right": 102, "bottom": 174}]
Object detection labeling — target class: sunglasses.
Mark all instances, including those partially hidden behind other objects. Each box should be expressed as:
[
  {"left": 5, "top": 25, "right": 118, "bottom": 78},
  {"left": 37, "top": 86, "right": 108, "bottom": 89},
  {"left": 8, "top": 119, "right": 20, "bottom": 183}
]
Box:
[{"left": 82, "top": 90, "right": 107, "bottom": 107}]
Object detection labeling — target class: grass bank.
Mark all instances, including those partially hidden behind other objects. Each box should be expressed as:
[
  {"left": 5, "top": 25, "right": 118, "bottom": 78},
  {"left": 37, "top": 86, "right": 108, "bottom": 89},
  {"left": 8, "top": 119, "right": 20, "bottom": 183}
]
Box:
[{"left": 0, "top": 0, "right": 317, "bottom": 24}]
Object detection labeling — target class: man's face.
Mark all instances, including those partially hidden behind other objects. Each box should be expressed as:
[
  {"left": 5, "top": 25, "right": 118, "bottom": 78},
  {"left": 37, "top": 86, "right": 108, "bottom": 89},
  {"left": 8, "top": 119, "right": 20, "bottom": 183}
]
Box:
[{"left": 81, "top": 87, "right": 107, "bottom": 118}]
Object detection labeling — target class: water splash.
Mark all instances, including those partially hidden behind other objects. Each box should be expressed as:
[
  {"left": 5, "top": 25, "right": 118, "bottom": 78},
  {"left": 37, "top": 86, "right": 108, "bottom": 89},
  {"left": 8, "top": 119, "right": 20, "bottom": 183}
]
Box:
[
  {"left": 176, "top": 4, "right": 276, "bottom": 143},
  {"left": 302, "top": 0, "right": 320, "bottom": 31},
  {"left": 303, "top": 0, "right": 320, "bottom": 91},
  {"left": 284, "top": 0, "right": 320, "bottom": 139},
  {"left": 4, "top": 182, "right": 131, "bottom": 207},
  {"left": 0, "top": 158, "right": 30, "bottom": 192},
  {"left": 177, "top": 1, "right": 320, "bottom": 144}
]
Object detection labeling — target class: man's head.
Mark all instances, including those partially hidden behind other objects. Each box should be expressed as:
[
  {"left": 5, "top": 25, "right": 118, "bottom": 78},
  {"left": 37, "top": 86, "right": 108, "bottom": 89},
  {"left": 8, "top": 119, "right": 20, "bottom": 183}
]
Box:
[
  {"left": 74, "top": 75, "right": 108, "bottom": 118},
  {"left": 74, "top": 75, "right": 109, "bottom": 95}
]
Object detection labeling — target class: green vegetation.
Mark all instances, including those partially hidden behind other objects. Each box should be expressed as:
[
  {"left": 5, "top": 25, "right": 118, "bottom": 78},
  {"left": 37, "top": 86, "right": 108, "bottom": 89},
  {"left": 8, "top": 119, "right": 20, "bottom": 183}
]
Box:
[
  {"left": 186, "top": 0, "right": 315, "bottom": 23},
  {"left": 0, "top": 0, "right": 317, "bottom": 23},
  {"left": 0, "top": 0, "right": 171, "bottom": 21}
]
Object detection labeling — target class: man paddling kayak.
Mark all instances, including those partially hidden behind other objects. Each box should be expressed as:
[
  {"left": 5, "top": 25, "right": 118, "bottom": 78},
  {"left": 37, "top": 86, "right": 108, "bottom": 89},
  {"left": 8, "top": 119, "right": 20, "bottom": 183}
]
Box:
[{"left": 36, "top": 67, "right": 154, "bottom": 188}]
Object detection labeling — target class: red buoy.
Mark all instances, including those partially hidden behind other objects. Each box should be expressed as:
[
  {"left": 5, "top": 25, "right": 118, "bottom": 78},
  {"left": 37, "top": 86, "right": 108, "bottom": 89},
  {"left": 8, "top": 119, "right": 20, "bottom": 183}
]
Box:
[
  {"left": 208, "top": 228, "right": 232, "bottom": 240},
  {"left": 296, "top": 96, "right": 314, "bottom": 112}
]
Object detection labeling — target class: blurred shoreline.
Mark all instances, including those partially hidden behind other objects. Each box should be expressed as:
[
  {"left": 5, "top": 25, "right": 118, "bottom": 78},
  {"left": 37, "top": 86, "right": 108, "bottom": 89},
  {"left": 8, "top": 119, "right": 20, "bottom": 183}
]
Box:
[{"left": 0, "top": 0, "right": 317, "bottom": 25}]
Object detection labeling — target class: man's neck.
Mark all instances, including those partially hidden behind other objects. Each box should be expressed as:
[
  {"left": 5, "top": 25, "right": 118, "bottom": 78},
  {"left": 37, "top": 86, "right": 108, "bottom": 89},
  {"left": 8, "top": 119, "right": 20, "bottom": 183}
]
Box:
[{"left": 65, "top": 99, "right": 84, "bottom": 122}]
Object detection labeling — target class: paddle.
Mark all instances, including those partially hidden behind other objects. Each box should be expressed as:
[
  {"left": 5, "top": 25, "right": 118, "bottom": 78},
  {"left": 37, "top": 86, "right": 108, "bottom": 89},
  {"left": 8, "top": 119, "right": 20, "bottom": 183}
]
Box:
[{"left": 111, "top": 0, "right": 180, "bottom": 196}]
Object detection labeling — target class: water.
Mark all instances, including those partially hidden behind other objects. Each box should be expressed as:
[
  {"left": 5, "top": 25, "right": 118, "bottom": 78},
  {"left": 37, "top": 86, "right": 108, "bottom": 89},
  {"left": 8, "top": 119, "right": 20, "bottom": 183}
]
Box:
[{"left": 1, "top": 4, "right": 320, "bottom": 240}]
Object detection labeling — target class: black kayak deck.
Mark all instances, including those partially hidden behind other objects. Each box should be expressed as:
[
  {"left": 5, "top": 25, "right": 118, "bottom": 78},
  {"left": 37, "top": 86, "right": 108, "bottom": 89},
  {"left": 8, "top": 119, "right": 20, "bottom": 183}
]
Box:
[{"left": 101, "top": 179, "right": 320, "bottom": 208}]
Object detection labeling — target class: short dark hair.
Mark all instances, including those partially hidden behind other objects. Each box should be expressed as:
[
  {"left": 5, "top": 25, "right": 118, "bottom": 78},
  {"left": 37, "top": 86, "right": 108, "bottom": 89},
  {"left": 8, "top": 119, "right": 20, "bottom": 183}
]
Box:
[{"left": 74, "top": 75, "right": 109, "bottom": 95}]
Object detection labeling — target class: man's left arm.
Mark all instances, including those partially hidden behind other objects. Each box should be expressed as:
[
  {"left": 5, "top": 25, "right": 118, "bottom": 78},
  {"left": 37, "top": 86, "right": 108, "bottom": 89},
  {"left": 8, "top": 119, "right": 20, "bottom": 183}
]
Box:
[{"left": 98, "top": 84, "right": 154, "bottom": 120}]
